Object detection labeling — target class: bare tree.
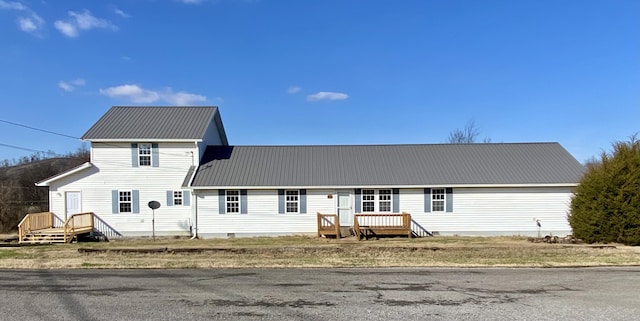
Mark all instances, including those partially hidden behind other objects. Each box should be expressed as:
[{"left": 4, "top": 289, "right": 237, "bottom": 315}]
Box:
[{"left": 447, "top": 120, "right": 490, "bottom": 143}]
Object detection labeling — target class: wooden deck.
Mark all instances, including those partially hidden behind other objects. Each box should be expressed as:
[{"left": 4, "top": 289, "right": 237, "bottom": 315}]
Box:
[
  {"left": 18, "top": 212, "right": 97, "bottom": 244},
  {"left": 317, "top": 212, "right": 433, "bottom": 240},
  {"left": 354, "top": 213, "right": 412, "bottom": 239}
]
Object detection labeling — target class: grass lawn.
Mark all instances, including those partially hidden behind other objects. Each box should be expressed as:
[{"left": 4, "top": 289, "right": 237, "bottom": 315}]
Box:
[{"left": 1, "top": 235, "right": 639, "bottom": 269}]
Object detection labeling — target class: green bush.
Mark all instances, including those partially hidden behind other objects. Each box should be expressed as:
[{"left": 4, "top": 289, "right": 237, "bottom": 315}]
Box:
[{"left": 569, "top": 136, "right": 640, "bottom": 245}]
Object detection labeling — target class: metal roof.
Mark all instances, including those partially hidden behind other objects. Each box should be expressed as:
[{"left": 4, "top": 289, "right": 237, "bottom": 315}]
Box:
[
  {"left": 190, "top": 143, "right": 585, "bottom": 187},
  {"left": 82, "top": 106, "right": 226, "bottom": 142}
]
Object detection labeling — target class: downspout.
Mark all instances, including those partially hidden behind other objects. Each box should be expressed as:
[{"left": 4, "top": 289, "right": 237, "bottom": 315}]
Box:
[
  {"left": 190, "top": 191, "right": 198, "bottom": 239},
  {"left": 190, "top": 141, "right": 200, "bottom": 240}
]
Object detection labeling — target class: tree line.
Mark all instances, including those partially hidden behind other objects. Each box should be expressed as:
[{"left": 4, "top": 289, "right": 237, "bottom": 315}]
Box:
[{"left": 0, "top": 147, "right": 89, "bottom": 232}]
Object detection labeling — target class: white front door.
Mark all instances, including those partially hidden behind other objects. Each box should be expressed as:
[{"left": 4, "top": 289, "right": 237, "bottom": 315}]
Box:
[
  {"left": 65, "top": 191, "right": 81, "bottom": 221},
  {"left": 337, "top": 192, "right": 352, "bottom": 226}
]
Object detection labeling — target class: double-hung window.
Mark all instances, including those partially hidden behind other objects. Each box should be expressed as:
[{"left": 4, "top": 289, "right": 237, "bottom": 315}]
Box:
[
  {"left": 173, "top": 191, "right": 183, "bottom": 206},
  {"left": 432, "top": 188, "right": 445, "bottom": 212},
  {"left": 119, "top": 191, "right": 132, "bottom": 213},
  {"left": 226, "top": 190, "right": 240, "bottom": 213},
  {"left": 362, "top": 189, "right": 392, "bottom": 212},
  {"left": 379, "top": 189, "right": 392, "bottom": 212},
  {"left": 138, "top": 143, "right": 152, "bottom": 166},
  {"left": 362, "top": 189, "right": 375, "bottom": 212},
  {"left": 285, "top": 190, "right": 299, "bottom": 213}
]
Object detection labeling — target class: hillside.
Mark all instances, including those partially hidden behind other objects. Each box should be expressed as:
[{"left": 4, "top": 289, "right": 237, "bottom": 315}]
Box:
[{"left": 0, "top": 153, "right": 89, "bottom": 232}]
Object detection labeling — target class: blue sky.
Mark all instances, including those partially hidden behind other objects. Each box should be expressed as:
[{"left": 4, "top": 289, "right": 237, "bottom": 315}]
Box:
[{"left": 0, "top": 0, "right": 638, "bottom": 163}]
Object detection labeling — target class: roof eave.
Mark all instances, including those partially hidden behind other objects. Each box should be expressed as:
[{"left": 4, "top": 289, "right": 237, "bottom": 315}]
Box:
[
  {"left": 35, "top": 162, "right": 94, "bottom": 187},
  {"left": 191, "top": 183, "right": 579, "bottom": 190},
  {"left": 85, "top": 138, "right": 203, "bottom": 143}
]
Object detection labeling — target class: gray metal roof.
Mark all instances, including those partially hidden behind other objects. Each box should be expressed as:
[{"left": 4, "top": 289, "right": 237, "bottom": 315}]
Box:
[
  {"left": 190, "top": 143, "right": 584, "bottom": 187},
  {"left": 82, "top": 106, "right": 227, "bottom": 142}
]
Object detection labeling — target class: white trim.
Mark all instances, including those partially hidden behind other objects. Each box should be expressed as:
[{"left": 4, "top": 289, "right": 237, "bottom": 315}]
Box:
[
  {"left": 431, "top": 188, "right": 445, "bottom": 212},
  {"left": 118, "top": 190, "right": 133, "bottom": 213},
  {"left": 285, "top": 190, "right": 300, "bottom": 214},
  {"left": 35, "top": 162, "right": 93, "bottom": 186},
  {"left": 225, "top": 190, "right": 240, "bottom": 214},
  {"left": 85, "top": 139, "right": 202, "bottom": 143},
  {"left": 190, "top": 183, "right": 578, "bottom": 190}
]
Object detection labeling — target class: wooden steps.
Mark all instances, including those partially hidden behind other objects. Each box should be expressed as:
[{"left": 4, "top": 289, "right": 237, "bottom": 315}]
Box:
[{"left": 18, "top": 212, "right": 98, "bottom": 244}]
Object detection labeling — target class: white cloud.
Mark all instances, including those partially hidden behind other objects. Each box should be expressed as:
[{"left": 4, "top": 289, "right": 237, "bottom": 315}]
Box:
[
  {"left": 99, "top": 84, "right": 160, "bottom": 103},
  {"left": 54, "top": 20, "right": 77, "bottom": 37},
  {"left": 287, "top": 86, "right": 301, "bottom": 94},
  {"left": 0, "top": 0, "right": 25, "bottom": 10},
  {"left": 306, "top": 91, "right": 349, "bottom": 102},
  {"left": 99, "top": 84, "right": 207, "bottom": 105},
  {"left": 58, "top": 78, "right": 86, "bottom": 92},
  {"left": 54, "top": 9, "right": 118, "bottom": 38},
  {"left": 114, "top": 8, "right": 131, "bottom": 18},
  {"left": 17, "top": 15, "right": 41, "bottom": 32},
  {"left": 162, "top": 90, "right": 207, "bottom": 105},
  {"left": 1, "top": 1, "right": 45, "bottom": 35}
]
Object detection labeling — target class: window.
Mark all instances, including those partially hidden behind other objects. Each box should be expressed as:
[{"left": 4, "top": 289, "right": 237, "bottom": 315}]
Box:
[
  {"left": 226, "top": 190, "right": 239, "bottom": 213},
  {"left": 138, "top": 143, "right": 152, "bottom": 166},
  {"left": 362, "top": 189, "right": 392, "bottom": 212},
  {"left": 173, "top": 191, "right": 183, "bottom": 206},
  {"left": 119, "top": 191, "right": 132, "bottom": 213},
  {"left": 285, "top": 190, "right": 299, "bottom": 213},
  {"left": 362, "top": 189, "right": 375, "bottom": 212},
  {"left": 432, "top": 188, "right": 445, "bottom": 212},
  {"left": 379, "top": 189, "right": 392, "bottom": 212}
]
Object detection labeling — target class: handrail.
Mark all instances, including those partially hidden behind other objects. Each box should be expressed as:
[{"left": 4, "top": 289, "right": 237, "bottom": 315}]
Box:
[
  {"left": 64, "top": 212, "right": 95, "bottom": 243},
  {"left": 18, "top": 212, "right": 54, "bottom": 242},
  {"left": 410, "top": 219, "right": 433, "bottom": 237},
  {"left": 92, "top": 213, "right": 122, "bottom": 240},
  {"left": 354, "top": 213, "right": 413, "bottom": 239},
  {"left": 317, "top": 213, "right": 340, "bottom": 238}
]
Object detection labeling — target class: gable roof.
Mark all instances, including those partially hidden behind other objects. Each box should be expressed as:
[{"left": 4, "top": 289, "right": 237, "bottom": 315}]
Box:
[
  {"left": 35, "top": 162, "right": 93, "bottom": 186},
  {"left": 82, "top": 106, "right": 227, "bottom": 143},
  {"left": 190, "top": 143, "right": 584, "bottom": 187}
]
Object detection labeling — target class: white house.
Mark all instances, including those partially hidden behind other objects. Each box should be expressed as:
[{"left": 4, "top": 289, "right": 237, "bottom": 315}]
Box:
[{"left": 37, "top": 106, "right": 585, "bottom": 238}]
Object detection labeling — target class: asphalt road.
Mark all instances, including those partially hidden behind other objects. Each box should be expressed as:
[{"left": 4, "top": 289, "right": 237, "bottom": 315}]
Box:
[{"left": 0, "top": 267, "right": 638, "bottom": 321}]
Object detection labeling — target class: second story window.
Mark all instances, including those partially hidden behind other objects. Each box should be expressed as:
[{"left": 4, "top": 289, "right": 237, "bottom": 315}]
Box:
[{"left": 138, "top": 143, "right": 152, "bottom": 166}]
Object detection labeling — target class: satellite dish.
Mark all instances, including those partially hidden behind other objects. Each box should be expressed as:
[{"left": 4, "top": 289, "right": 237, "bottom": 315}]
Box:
[{"left": 148, "top": 201, "right": 161, "bottom": 210}]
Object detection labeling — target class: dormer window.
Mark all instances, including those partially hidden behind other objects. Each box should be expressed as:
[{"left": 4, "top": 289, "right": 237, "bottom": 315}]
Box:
[{"left": 138, "top": 143, "right": 152, "bottom": 166}]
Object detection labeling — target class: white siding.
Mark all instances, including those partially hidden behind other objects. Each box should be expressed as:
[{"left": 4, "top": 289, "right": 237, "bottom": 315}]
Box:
[
  {"left": 196, "top": 189, "right": 336, "bottom": 237},
  {"left": 196, "top": 187, "right": 573, "bottom": 237},
  {"left": 404, "top": 187, "right": 573, "bottom": 236},
  {"left": 47, "top": 142, "right": 197, "bottom": 236}
]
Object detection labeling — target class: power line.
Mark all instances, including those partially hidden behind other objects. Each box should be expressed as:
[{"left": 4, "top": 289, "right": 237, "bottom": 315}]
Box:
[
  {"left": 0, "top": 119, "right": 80, "bottom": 140},
  {"left": 0, "top": 142, "right": 56, "bottom": 155}
]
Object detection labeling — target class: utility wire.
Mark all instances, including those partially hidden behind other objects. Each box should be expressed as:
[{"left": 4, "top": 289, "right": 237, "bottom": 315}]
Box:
[
  {"left": 0, "top": 119, "right": 80, "bottom": 140},
  {"left": 0, "top": 142, "right": 56, "bottom": 155},
  {"left": 0, "top": 118, "right": 202, "bottom": 161}
]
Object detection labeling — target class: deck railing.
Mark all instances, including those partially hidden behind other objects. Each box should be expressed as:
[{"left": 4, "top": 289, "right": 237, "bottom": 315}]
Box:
[
  {"left": 353, "top": 213, "right": 412, "bottom": 239},
  {"left": 18, "top": 212, "right": 55, "bottom": 241},
  {"left": 317, "top": 213, "right": 340, "bottom": 238},
  {"left": 64, "top": 212, "right": 95, "bottom": 243},
  {"left": 93, "top": 214, "right": 123, "bottom": 240},
  {"left": 410, "top": 219, "right": 433, "bottom": 237}
]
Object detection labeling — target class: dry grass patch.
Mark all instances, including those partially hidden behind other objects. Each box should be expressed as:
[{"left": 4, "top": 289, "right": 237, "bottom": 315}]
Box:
[{"left": 1, "top": 236, "right": 639, "bottom": 269}]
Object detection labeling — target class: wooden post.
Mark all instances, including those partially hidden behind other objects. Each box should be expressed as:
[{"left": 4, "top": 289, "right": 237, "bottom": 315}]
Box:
[{"left": 334, "top": 214, "right": 341, "bottom": 238}]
